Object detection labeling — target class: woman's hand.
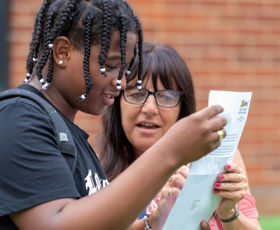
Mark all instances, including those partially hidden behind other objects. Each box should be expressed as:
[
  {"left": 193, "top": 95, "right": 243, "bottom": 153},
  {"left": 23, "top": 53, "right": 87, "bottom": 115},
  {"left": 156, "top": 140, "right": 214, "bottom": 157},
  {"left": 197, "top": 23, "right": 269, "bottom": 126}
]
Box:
[
  {"left": 214, "top": 163, "right": 248, "bottom": 220},
  {"left": 148, "top": 165, "right": 212, "bottom": 230},
  {"left": 148, "top": 165, "right": 189, "bottom": 229}
]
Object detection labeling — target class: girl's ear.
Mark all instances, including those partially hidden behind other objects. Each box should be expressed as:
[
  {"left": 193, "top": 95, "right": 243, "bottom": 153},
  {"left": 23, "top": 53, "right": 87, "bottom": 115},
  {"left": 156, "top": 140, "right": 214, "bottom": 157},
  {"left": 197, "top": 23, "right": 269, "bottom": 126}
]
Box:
[{"left": 53, "top": 36, "right": 72, "bottom": 67}]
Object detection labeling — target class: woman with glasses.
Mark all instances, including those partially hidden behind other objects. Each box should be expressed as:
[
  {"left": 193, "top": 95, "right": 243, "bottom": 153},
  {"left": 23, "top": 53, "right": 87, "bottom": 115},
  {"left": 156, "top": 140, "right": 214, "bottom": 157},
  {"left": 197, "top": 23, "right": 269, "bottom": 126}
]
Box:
[{"left": 96, "top": 42, "right": 260, "bottom": 230}]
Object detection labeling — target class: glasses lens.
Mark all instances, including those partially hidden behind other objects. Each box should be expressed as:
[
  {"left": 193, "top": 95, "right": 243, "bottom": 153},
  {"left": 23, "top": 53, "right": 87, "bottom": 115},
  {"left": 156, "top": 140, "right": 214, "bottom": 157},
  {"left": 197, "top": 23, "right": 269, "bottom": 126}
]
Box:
[
  {"left": 156, "top": 90, "right": 181, "bottom": 108},
  {"left": 124, "top": 87, "right": 147, "bottom": 104}
]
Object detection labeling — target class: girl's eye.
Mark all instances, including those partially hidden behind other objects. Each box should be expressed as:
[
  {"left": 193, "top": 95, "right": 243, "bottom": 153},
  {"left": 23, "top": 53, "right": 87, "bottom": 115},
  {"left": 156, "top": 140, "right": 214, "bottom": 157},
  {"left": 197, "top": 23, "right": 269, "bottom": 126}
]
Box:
[{"left": 105, "top": 64, "right": 118, "bottom": 71}]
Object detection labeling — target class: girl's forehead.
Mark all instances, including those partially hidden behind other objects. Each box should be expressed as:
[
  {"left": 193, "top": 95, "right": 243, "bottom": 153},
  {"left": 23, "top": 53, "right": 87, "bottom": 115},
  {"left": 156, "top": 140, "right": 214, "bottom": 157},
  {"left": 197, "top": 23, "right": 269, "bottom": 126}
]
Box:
[{"left": 107, "top": 31, "right": 137, "bottom": 57}]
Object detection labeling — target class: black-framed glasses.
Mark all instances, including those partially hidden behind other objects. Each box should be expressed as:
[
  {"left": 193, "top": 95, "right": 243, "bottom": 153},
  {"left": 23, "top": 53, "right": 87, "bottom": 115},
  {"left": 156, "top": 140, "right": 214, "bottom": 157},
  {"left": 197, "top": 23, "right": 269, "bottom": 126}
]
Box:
[{"left": 123, "top": 86, "right": 183, "bottom": 108}]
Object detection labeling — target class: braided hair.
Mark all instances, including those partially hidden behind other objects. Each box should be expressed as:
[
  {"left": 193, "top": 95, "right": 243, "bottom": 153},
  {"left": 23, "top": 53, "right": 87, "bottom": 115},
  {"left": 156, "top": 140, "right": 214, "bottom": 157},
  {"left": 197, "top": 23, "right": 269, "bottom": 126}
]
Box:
[{"left": 24, "top": 0, "right": 144, "bottom": 99}]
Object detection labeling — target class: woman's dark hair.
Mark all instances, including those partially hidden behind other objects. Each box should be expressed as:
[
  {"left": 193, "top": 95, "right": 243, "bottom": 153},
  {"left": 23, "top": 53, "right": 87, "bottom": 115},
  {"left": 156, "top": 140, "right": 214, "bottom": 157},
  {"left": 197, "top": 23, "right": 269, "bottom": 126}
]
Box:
[
  {"left": 99, "top": 42, "right": 196, "bottom": 180},
  {"left": 25, "top": 0, "right": 143, "bottom": 98}
]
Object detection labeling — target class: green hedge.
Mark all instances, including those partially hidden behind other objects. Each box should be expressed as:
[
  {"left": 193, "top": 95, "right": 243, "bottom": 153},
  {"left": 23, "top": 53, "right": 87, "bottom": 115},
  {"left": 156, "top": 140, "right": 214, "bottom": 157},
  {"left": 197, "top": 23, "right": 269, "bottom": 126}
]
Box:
[{"left": 260, "top": 216, "right": 280, "bottom": 230}]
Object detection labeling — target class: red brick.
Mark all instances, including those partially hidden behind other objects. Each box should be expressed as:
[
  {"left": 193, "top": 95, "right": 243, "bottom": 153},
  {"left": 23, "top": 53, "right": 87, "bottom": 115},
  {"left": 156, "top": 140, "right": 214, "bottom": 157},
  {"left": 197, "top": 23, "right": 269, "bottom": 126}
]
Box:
[{"left": 8, "top": 0, "right": 280, "bottom": 215}]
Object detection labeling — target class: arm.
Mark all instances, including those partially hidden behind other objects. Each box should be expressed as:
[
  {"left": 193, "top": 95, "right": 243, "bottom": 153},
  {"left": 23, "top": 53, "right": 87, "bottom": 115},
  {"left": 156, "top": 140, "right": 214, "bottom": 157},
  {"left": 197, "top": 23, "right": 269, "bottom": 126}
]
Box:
[
  {"left": 11, "top": 105, "right": 226, "bottom": 230},
  {"left": 213, "top": 150, "right": 261, "bottom": 230},
  {"left": 128, "top": 165, "right": 211, "bottom": 230}
]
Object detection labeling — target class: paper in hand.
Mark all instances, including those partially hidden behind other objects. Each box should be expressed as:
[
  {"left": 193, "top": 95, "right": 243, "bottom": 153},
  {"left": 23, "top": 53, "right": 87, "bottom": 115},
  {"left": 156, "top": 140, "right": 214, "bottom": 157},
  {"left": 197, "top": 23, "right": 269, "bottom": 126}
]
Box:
[{"left": 163, "top": 90, "right": 252, "bottom": 230}]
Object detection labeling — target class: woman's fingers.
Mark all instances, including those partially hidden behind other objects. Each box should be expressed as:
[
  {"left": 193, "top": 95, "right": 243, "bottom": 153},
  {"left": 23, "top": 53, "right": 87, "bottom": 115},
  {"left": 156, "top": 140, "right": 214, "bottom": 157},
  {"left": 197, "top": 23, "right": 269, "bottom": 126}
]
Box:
[
  {"left": 168, "top": 166, "right": 188, "bottom": 190},
  {"left": 213, "top": 163, "right": 248, "bottom": 202},
  {"left": 224, "top": 163, "right": 242, "bottom": 173},
  {"left": 217, "top": 172, "right": 247, "bottom": 184},
  {"left": 175, "top": 165, "right": 189, "bottom": 179},
  {"left": 214, "top": 189, "right": 246, "bottom": 202}
]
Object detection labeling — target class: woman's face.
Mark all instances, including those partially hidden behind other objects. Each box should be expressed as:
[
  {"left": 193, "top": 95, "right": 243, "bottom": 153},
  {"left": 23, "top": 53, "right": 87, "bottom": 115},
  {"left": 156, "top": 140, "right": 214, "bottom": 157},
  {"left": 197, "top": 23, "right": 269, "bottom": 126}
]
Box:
[
  {"left": 120, "top": 76, "right": 181, "bottom": 157},
  {"left": 52, "top": 30, "right": 137, "bottom": 116}
]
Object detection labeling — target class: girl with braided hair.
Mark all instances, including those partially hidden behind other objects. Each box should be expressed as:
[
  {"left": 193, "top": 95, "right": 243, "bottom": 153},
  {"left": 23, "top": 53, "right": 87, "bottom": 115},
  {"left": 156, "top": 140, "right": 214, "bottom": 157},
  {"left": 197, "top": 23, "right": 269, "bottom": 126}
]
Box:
[{"left": 0, "top": 1, "right": 227, "bottom": 229}]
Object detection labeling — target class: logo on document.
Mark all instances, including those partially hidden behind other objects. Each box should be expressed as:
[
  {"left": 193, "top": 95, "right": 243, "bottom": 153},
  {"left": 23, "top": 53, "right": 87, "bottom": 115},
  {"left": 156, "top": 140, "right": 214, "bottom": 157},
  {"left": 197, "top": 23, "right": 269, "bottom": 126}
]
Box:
[
  {"left": 240, "top": 99, "right": 249, "bottom": 108},
  {"left": 238, "top": 99, "right": 250, "bottom": 115}
]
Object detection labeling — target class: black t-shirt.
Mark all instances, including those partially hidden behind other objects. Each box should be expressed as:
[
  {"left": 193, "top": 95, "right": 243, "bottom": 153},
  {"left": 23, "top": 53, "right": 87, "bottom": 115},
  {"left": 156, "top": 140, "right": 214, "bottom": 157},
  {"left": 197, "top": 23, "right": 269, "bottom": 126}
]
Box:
[{"left": 0, "top": 84, "right": 109, "bottom": 229}]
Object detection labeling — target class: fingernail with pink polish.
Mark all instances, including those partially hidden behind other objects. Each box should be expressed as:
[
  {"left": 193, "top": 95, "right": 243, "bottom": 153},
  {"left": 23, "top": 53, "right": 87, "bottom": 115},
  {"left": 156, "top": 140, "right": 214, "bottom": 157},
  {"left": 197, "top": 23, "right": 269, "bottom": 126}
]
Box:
[
  {"left": 214, "top": 188, "right": 219, "bottom": 193},
  {"left": 218, "top": 174, "right": 224, "bottom": 180},
  {"left": 215, "top": 182, "right": 221, "bottom": 187},
  {"left": 226, "top": 164, "right": 231, "bottom": 169}
]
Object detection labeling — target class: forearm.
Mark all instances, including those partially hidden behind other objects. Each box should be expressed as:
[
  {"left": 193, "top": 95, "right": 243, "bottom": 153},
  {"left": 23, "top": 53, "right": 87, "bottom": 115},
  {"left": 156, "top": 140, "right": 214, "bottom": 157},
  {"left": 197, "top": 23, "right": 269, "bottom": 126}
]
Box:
[
  {"left": 12, "top": 140, "right": 178, "bottom": 230},
  {"left": 127, "top": 219, "right": 145, "bottom": 230},
  {"left": 63, "top": 146, "right": 175, "bottom": 230}
]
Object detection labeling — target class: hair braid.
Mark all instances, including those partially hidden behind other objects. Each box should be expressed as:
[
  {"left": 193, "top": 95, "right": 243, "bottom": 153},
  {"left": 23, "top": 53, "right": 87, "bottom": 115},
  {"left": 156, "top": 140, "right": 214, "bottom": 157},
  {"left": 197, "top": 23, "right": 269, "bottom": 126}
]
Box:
[
  {"left": 116, "top": 15, "right": 127, "bottom": 90},
  {"left": 98, "top": 0, "right": 112, "bottom": 75},
  {"left": 43, "top": 50, "right": 54, "bottom": 90},
  {"left": 126, "top": 47, "right": 137, "bottom": 77},
  {"left": 134, "top": 15, "right": 143, "bottom": 89},
  {"left": 37, "top": 0, "right": 77, "bottom": 89},
  {"left": 35, "top": 10, "right": 55, "bottom": 87},
  {"left": 50, "top": 0, "right": 77, "bottom": 42},
  {"left": 78, "top": 14, "right": 94, "bottom": 100},
  {"left": 25, "top": 0, "right": 50, "bottom": 81}
]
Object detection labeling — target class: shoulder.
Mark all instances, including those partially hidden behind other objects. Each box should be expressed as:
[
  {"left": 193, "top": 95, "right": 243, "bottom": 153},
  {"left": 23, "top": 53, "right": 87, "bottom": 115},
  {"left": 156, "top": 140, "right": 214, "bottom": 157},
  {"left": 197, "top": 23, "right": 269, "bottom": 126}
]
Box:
[
  {"left": 0, "top": 96, "right": 57, "bottom": 158},
  {"left": 0, "top": 96, "right": 54, "bottom": 128}
]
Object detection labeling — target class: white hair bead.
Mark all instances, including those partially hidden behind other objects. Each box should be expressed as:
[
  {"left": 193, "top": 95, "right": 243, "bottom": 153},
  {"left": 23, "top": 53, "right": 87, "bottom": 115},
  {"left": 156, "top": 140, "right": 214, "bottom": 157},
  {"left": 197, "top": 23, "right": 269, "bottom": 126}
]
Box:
[
  {"left": 100, "top": 67, "right": 106, "bottom": 74},
  {"left": 78, "top": 94, "right": 86, "bottom": 100},
  {"left": 48, "top": 44, "right": 53, "bottom": 49},
  {"left": 126, "top": 70, "right": 131, "bottom": 75},
  {"left": 40, "top": 79, "right": 45, "bottom": 84},
  {"left": 42, "top": 82, "right": 50, "bottom": 90}
]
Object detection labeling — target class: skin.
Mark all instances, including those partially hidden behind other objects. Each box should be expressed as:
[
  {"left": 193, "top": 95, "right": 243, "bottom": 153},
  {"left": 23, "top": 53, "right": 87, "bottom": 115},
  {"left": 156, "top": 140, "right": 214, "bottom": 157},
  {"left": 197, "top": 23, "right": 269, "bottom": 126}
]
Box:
[
  {"left": 31, "top": 31, "right": 136, "bottom": 121},
  {"left": 120, "top": 76, "right": 261, "bottom": 229},
  {"left": 120, "top": 75, "right": 180, "bottom": 158},
  {"left": 213, "top": 151, "right": 261, "bottom": 229},
  {"left": 9, "top": 30, "right": 227, "bottom": 230}
]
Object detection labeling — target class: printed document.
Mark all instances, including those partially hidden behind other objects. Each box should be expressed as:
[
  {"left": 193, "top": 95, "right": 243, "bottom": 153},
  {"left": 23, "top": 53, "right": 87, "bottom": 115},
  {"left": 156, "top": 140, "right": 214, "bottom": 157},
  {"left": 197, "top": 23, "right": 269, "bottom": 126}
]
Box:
[{"left": 163, "top": 90, "right": 252, "bottom": 230}]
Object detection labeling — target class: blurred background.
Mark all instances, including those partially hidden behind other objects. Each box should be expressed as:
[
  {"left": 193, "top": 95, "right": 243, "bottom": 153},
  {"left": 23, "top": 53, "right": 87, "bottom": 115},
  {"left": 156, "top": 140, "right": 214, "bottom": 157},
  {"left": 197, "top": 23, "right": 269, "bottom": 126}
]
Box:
[{"left": 2, "top": 0, "right": 280, "bottom": 228}]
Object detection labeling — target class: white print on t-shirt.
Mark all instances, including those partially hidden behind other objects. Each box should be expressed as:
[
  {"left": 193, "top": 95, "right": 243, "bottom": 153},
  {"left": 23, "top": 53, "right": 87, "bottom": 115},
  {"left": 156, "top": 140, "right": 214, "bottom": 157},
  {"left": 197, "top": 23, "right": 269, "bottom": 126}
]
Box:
[{"left": 84, "top": 169, "right": 109, "bottom": 196}]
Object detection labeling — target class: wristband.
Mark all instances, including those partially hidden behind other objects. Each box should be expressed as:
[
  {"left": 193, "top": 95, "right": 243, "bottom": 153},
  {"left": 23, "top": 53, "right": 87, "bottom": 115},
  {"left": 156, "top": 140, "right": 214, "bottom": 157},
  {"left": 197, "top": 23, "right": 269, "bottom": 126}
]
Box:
[
  {"left": 216, "top": 204, "right": 239, "bottom": 223},
  {"left": 143, "top": 211, "right": 152, "bottom": 230}
]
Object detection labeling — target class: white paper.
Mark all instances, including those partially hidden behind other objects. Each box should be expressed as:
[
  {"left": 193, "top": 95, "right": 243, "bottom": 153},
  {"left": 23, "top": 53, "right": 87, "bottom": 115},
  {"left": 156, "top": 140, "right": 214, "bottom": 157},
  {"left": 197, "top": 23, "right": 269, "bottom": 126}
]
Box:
[{"left": 163, "top": 90, "right": 252, "bottom": 230}]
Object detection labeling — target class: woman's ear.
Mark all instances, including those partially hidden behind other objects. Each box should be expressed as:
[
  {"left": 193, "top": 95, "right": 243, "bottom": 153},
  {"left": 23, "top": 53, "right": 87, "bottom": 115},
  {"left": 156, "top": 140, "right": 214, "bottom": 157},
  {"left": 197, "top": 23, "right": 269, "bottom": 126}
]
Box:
[{"left": 53, "top": 36, "right": 72, "bottom": 67}]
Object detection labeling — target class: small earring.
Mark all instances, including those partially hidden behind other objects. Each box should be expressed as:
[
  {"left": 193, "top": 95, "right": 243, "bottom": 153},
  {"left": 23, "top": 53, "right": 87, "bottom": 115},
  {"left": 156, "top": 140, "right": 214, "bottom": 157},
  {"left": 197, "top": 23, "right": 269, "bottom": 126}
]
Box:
[{"left": 58, "top": 60, "right": 63, "bottom": 65}]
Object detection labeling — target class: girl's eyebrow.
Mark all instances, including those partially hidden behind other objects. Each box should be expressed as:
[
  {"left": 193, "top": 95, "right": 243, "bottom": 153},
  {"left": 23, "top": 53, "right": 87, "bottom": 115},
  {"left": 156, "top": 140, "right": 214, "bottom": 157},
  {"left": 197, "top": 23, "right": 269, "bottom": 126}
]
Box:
[{"left": 106, "top": 55, "right": 121, "bottom": 61}]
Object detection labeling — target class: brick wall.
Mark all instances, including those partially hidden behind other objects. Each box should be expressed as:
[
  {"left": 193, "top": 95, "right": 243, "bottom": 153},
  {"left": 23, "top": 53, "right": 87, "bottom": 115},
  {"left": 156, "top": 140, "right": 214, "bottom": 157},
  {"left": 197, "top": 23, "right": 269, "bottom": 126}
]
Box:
[{"left": 9, "top": 0, "right": 280, "bottom": 215}]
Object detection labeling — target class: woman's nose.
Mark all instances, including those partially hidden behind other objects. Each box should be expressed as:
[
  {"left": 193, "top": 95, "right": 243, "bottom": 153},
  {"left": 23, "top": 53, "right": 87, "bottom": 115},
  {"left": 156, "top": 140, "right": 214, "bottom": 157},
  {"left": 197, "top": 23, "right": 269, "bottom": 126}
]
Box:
[{"left": 141, "top": 95, "right": 158, "bottom": 114}]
